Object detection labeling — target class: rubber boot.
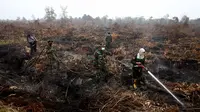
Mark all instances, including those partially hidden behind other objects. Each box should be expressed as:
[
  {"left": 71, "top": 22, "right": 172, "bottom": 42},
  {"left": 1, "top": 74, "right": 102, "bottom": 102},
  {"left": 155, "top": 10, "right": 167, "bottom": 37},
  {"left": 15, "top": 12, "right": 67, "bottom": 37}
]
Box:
[{"left": 133, "top": 79, "right": 137, "bottom": 89}]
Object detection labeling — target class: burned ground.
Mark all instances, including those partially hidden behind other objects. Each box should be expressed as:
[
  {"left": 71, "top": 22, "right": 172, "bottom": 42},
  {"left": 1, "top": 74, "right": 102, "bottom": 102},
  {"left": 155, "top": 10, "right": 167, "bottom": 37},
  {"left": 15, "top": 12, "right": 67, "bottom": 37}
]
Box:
[{"left": 0, "top": 22, "right": 200, "bottom": 112}]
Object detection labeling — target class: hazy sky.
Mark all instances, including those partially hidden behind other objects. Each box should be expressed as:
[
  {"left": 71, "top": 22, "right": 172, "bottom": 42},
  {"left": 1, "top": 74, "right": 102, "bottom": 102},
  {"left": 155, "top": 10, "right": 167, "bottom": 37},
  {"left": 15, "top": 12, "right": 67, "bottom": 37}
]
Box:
[{"left": 0, "top": 0, "right": 199, "bottom": 20}]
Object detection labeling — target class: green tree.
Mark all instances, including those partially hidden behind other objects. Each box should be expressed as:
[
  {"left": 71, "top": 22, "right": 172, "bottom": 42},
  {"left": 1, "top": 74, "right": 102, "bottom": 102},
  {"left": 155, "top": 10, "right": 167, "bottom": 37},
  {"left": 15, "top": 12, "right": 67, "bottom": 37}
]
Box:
[
  {"left": 102, "top": 15, "right": 108, "bottom": 26},
  {"left": 31, "top": 15, "right": 36, "bottom": 20},
  {"left": 173, "top": 17, "right": 179, "bottom": 23},
  {"left": 60, "top": 6, "right": 68, "bottom": 19},
  {"left": 60, "top": 6, "right": 68, "bottom": 27},
  {"left": 181, "top": 15, "right": 189, "bottom": 25},
  {"left": 44, "top": 6, "right": 57, "bottom": 21},
  {"left": 16, "top": 17, "right": 20, "bottom": 21}
]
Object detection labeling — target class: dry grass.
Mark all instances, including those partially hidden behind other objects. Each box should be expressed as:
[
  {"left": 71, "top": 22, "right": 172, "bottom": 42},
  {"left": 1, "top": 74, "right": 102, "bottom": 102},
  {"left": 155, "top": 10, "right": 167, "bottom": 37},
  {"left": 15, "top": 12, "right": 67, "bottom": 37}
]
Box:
[
  {"left": 164, "top": 37, "right": 200, "bottom": 61},
  {"left": 0, "top": 20, "right": 200, "bottom": 111},
  {"left": 0, "top": 102, "right": 25, "bottom": 112},
  {"left": 85, "top": 86, "right": 179, "bottom": 112}
]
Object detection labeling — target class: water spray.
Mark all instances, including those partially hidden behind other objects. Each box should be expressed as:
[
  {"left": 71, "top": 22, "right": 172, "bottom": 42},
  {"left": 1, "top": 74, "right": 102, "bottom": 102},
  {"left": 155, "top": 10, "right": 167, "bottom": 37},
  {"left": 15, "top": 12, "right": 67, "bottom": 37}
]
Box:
[{"left": 144, "top": 67, "right": 185, "bottom": 107}]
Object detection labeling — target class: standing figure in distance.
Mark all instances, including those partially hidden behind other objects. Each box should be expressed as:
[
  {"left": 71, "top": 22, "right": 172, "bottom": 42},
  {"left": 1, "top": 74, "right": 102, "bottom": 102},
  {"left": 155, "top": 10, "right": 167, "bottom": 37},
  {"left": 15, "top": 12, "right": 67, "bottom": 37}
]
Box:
[
  {"left": 94, "top": 47, "right": 107, "bottom": 71},
  {"left": 94, "top": 46, "right": 111, "bottom": 83},
  {"left": 45, "top": 40, "right": 59, "bottom": 71},
  {"left": 105, "top": 32, "right": 112, "bottom": 50},
  {"left": 27, "top": 34, "right": 37, "bottom": 56}
]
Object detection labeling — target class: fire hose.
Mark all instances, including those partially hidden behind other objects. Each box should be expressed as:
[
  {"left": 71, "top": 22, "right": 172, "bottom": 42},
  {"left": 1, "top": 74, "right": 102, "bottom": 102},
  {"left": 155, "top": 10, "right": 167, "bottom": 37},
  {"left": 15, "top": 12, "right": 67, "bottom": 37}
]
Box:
[
  {"left": 113, "top": 59, "right": 185, "bottom": 107},
  {"left": 143, "top": 67, "right": 185, "bottom": 107},
  {"left": 143, "top": 67, "right": 200, "bottom": 111}
]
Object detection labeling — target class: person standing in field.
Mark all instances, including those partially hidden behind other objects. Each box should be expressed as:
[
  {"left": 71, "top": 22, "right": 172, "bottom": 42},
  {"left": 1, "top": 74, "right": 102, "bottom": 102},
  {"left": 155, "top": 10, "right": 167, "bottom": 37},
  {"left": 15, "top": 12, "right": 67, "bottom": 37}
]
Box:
[
  {"left": 27, "top": 34, "right": 37, "bottom": 56},
  {"left": 131, "top": 48, "right": 146, "bottom": 89},
  {"left": 105, "top": 32, "right": 112, "bottom": 50}
]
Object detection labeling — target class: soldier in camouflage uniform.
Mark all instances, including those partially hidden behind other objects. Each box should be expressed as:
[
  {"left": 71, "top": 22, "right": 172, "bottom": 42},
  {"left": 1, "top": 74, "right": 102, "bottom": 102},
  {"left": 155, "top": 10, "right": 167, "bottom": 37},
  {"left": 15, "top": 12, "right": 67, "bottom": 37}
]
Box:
[
  {"left": 105, "top": 32, "right": 112, "bottom": 50},
  {"left": 94, "top": 47, "right": 106, "bottom": 70},
  {"left": 94, "top": 47, "right": 111, "bottom": 82},
  {"left": 45, "top": 40, "right": 59, "bottom": 71},
  {"left": 131, "top": 48, "right": 146, "bottom": 89}
]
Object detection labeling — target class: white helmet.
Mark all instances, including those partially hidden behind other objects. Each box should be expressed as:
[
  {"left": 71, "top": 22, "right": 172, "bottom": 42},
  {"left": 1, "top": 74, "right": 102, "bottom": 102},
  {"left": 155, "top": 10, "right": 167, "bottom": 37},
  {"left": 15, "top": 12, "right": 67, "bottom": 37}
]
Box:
[
  {"left": 138, "top": 48, "right": 145, "bottom": 59},
  {"left": 139, "top": 48, "right": 145, "bottom": 54}
]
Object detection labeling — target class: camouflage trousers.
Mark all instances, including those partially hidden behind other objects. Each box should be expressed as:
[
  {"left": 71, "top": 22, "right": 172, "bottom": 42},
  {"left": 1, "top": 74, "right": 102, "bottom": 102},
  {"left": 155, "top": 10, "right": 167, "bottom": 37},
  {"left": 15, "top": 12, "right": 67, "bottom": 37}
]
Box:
[
  {"left": 94, "top": 61, "right": 108, "bottom": 83},
  {"left": 46, "top": 55, "right": 60, "bottom": 72},
  {"left": 96, "top": 69, "right": 108, "bottom": 84},
  {"left": 106, "top": 42, "right": 111, "bottom": 49}
]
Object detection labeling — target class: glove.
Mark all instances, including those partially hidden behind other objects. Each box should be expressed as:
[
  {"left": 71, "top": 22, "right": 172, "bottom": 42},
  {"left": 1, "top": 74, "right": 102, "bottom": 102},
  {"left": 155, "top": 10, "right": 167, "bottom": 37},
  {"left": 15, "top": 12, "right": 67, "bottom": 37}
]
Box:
[{"left": 138, "top": 65, "right": 145, "bottom": 68}]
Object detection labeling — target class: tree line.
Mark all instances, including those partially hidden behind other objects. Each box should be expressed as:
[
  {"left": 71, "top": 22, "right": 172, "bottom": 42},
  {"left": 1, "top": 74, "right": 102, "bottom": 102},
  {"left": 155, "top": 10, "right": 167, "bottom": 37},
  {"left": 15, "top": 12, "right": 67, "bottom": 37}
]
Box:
[{"left": 2, "top": 6, "right": 200, "bottom": 27}]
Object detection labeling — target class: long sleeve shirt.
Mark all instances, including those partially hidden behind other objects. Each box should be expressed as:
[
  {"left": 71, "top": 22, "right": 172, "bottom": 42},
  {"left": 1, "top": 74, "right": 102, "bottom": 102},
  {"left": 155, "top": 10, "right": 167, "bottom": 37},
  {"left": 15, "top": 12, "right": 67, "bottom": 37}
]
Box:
[
  {"left": 131, "top": 54, "right": 145, "bottom": 69},
  {"left": 27, "top": 36, "right": 36, "bottom": 43}
]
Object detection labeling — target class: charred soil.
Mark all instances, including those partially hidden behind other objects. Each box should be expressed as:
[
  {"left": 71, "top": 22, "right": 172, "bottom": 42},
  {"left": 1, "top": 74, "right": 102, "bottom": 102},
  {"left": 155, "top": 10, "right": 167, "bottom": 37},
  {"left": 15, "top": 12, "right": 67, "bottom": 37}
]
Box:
[{"left": 0, "top": 22, "right": 199, "bottom": 112}]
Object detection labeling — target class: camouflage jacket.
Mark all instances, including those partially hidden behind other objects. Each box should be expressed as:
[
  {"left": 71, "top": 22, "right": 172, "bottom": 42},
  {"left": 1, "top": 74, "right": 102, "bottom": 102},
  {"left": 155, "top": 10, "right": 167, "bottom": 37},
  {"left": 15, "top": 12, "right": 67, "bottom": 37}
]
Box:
[
  {"left": 94, "top": 49, "right": 106, "bottom": 61},
  {"left": 105, "top": 35, "right": 112, "bottom": 43},
  {"left": 46, "top": 46, "right": 57, "bottom": 60}
]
